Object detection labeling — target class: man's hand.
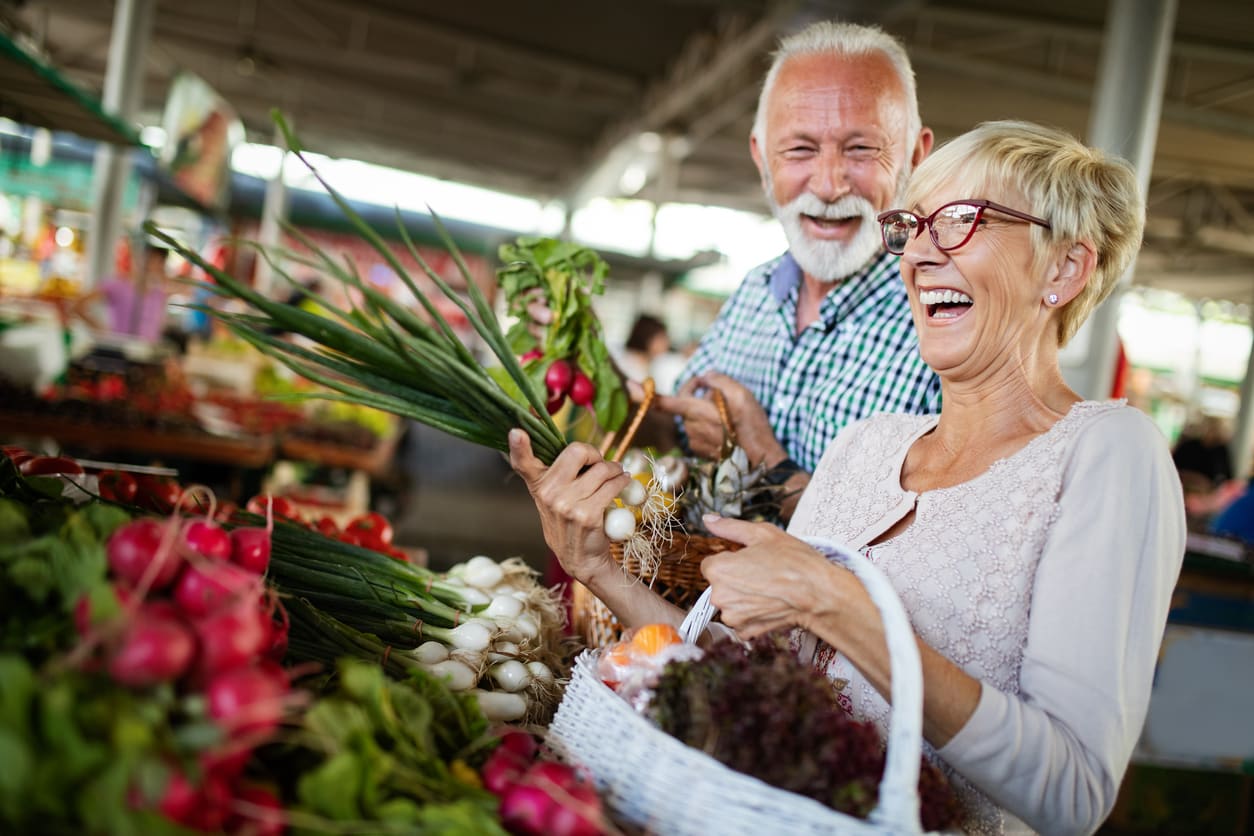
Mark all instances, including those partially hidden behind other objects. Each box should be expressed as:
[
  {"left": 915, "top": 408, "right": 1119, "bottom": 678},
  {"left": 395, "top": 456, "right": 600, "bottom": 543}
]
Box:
[{"left": 640, "top": 371, "right": 787, "bottom": 468}]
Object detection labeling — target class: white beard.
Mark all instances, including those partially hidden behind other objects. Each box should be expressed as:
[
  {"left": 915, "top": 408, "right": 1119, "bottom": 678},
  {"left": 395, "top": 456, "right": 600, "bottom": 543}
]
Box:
[{"left": 771, "top": 191, "right": 883, "bottom": 283}]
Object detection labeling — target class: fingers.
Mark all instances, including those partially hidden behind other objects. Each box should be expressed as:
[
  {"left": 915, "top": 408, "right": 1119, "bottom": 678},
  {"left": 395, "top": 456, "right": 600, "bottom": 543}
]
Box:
[
  {"left": 701, "top": 513, "right": 774, "bottom": 546},
  {"left": 676, "top": 376, "right": 703, "bottom": 398},
  {"left": 508, "top": 429, "right": 543, "bottom": 484}
]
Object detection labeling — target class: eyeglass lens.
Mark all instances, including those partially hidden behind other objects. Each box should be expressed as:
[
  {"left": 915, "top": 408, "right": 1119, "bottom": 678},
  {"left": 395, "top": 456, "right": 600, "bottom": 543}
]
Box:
[{"left": 881, "top": 203, "right": 984, "bottom": 254}]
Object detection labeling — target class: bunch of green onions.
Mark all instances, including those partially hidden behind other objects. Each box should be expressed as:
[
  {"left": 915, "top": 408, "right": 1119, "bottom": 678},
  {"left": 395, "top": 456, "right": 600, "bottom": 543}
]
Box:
[{"left": 146, "top": 114, "right": 565, "bottom": 465}]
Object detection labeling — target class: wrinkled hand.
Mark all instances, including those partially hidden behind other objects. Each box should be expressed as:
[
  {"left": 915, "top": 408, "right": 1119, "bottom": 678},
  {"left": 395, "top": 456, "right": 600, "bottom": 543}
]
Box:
[
  {"left": 699, "top": 514, "right": 839, "bottom": 639},
  {"left": 638, "top": 371, "right": 786, "bottom": 465},
  {"left": 508, "top": 429, "right": 632, "bottom": 585}
]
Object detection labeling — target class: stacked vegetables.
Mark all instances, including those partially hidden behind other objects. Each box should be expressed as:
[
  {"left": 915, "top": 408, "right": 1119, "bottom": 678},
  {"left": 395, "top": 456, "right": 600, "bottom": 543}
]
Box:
[
  {"left": 0, "top": 455, "right": 295, "bottom": 834},
  {"left": 265, "top": 522, "right": 568, "bottom": 725},
  {"left": 480, "top": 729, "right": 607, "bottom": 836}
]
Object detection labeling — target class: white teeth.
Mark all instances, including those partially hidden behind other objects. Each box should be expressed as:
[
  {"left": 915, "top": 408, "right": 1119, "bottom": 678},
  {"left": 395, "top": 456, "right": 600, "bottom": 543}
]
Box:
[{"left": 918, "top": 289, "right": 972, "bottom": 306}]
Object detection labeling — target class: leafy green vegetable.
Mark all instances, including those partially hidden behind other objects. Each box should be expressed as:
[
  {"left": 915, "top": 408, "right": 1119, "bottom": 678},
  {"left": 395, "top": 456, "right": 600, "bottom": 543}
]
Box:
[
  {"left": 288, "top": 659, "right": 505, "bottom": 834},
  {"left": 499, "top": 236, "right": 629, "bottom": 432}
]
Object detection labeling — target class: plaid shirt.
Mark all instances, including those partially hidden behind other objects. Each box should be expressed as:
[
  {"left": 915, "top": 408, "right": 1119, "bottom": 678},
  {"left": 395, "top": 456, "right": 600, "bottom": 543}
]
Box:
[{"left": 678, "top": 250, "right": 941, "bottom": 472}]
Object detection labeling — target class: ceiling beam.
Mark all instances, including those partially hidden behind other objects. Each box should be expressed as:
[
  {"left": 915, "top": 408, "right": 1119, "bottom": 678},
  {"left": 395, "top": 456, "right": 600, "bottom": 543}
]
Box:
[
  {"left": 911, "top": 6, "right": 1254, "bottom": 69},
  {"left": 560, "top": 2, "right": 795, "bottom": 207},
  {"left": 293, "top": 0, "right": 641, "bottom": 94}
]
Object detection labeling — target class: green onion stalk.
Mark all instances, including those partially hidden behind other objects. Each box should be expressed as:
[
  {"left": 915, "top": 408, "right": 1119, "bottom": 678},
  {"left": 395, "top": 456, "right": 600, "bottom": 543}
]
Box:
[
  {"left": 145, "top": 112, "right": 565, "bottom": 465},
  {"left": 264, "top": 520, "right": 491, "bottom": 645}
]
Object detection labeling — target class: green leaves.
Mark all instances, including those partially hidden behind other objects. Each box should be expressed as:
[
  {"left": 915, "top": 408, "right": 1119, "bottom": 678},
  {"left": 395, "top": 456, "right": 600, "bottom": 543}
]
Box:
[
  {"left": 291, "top": 659, "right": 504, "bottom": 833},
  {"left": 498, "top": 236, "right": 627, "bottom": 431}
]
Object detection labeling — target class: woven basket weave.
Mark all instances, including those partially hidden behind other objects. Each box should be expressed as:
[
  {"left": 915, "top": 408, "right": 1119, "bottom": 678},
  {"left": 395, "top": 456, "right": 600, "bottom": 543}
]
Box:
[
  {"left": 572, "top": 532, "right": 740, "bottom": 648},
  {"left": 549, "top": 536, "right": 932, "bottom": 836}
]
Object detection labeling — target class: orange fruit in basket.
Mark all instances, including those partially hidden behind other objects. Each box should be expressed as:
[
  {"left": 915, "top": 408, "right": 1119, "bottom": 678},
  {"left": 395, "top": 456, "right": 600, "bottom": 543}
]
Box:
[{"left": 630, "top": 623, "right": 682, "bottom": 656}]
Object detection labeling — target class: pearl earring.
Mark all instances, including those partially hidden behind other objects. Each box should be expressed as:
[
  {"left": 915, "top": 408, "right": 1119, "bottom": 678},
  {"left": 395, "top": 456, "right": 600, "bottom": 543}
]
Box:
[{"left": 1047, "top": 293, "right": 1059, "bottom": 305}]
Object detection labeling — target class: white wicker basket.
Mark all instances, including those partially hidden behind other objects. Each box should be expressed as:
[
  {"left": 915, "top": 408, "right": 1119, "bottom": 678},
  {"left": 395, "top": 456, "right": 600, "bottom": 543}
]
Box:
[{"left": 547, "top": 536, "right": 929, "bottom": 835}]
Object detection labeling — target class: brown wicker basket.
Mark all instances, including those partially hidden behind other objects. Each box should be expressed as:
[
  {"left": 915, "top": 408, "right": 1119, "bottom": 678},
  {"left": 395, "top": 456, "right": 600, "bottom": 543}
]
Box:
[{"left": 572, "top": 532, "right": 740, "bottom": 648}]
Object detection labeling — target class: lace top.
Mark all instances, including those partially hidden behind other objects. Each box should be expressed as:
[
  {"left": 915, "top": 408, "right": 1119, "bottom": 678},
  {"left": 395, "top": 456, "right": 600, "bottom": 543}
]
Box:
[{"left": 789, "top": 401, "right": 1186, "bottom": 835}]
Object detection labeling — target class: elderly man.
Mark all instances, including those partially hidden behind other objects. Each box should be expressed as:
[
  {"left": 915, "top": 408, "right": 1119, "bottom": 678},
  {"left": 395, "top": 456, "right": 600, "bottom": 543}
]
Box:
[{"left": 652, "top": 21, "right": 941, "bottom": 515}]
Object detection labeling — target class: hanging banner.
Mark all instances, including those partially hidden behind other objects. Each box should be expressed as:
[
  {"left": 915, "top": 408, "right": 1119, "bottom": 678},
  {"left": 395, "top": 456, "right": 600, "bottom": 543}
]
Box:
[{"left": 159, "top": 72, "right": 245, "bottom": 212}]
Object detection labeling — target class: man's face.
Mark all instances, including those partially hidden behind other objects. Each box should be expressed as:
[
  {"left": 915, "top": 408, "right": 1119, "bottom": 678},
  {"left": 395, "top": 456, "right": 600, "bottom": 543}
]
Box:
[{"left": 751, "top": 52, "right": 919, "bottom": 282}]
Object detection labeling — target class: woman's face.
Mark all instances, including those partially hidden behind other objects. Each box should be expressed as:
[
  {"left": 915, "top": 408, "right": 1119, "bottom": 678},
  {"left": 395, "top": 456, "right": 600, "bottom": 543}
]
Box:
[{"left": 897, "top": 179, "right": 1054, "bottom": 381}]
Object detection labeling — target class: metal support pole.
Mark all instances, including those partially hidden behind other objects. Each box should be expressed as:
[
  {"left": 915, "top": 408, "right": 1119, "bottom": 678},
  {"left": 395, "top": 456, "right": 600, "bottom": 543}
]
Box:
[
  {"left": 1079, "top": 0, "right": 1176, "bottom": 400},
  {"left": 85, "top": 0, "right": 155, "bottom": 289},
  {"left": 1231, "top": 324, "right": 1254, "bottom": 479},
  {"left": 254, "top": 123, "right": 291, "bottom": 297}
]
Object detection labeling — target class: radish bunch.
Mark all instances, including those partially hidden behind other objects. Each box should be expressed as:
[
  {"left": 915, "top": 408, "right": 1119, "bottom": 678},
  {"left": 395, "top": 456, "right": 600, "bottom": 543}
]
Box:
[
  {"left": 482, "top": 730, "right": 607, "bottom": 836},
  {"left": 76, "top": 499, "right": 295, "bottom": 834}
]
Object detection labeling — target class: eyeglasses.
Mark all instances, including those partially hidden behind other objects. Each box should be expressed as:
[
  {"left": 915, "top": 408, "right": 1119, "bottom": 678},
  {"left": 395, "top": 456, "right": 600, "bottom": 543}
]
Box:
[{"left": 877, "top": 199, "right": 1051, "bottom": 255}]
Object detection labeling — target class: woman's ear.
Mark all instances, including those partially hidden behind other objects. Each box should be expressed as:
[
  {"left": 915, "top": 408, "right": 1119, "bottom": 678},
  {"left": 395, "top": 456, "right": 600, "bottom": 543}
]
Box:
[{"left": 1046, "top": 241, "right": 1097, "bottom": 307}]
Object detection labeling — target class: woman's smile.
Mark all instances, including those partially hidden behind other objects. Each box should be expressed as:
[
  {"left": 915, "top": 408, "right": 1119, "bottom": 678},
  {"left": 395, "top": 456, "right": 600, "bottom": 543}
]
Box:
[{"left": 917, "top": 287, "right": 974, "bottom": 321}]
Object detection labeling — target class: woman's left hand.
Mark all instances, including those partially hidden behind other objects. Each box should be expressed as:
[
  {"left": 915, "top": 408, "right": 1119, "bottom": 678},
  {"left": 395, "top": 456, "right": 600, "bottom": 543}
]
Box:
[{"left": 700, "top": 514, "right": 838, "bottom": 638}]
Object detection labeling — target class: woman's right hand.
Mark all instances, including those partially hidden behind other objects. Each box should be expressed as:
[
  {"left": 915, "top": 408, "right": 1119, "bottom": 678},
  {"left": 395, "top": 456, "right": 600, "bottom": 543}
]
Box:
[{"left": 508, "top": 429, "right": 632, "bottom": 585}]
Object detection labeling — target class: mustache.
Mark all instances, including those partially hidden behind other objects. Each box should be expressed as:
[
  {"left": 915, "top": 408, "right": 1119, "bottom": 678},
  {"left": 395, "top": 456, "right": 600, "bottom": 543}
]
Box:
[{"left": 781, "top": 192, "right": 877, "bottom": 222}]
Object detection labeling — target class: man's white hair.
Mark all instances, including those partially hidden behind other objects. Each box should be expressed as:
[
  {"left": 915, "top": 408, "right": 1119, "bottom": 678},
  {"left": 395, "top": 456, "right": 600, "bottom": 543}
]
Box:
[{"left": 751, "top": 21, "right": 922, "bottom": 150}]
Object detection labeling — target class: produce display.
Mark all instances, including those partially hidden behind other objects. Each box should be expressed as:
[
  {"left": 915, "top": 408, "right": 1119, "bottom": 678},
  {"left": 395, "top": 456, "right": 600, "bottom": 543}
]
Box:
[{"left": 0, "top": 449, "right": 607, "bottom": 835}]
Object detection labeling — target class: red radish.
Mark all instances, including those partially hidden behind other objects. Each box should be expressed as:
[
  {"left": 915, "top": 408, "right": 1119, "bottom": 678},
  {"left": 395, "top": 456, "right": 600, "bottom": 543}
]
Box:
[
  {"left": 150, "top": 769, "right": 198, "bottom": 824},
  {"left": 195, "top": 602, "right": 267, "bottom": 675},
  {"left": 175, "top": 562, "right": 260, "bottom": 618},
  {"left": 568, "top": 370, "right": 596, "bottom": 408},
  {"left": 548, "top": 800, "right": 604, "bottom": 836},
  {"left": 499, "top": 783, "right": 555, "bottom": 836},
  {"left": 498, "top": 729, "right": 539, "bottom": 762},
  {"left": 107, "top": 519, "right": 182, "bottom": 590},
  {"left": 546, "top": 393, "right": 566, "bottom": 415},
  {"left": 108, "top": 611, "right": 196, "bottom": 687},
  {"left": 519, "top": 348, "right": 543, "bottom": 364},
  {"left": 182, "top": 519, "right": 231, "bottom": 560},
  {"left": 263, "top": 599, "right": 290, "bottom": 663},
  {"left": 230, "top": 527, "right": 272, "bottom": 575},
  {"left": 229, "top": 784, "right": 286, "bottom": 836},
  {"left": 200, "top": 743, "right": 253, "bottom": 780},
  {"left": 482, "top": 747, "right": 527, "bottom": 795},
  {"left": 207, "top": 665, "right": 289, "bottom": 737},
  {"left": 184, "top": 772, "right": 232, "bottom": 832},
  {"left": 544, "top": 359, "right": 574, "bottom": 396}
]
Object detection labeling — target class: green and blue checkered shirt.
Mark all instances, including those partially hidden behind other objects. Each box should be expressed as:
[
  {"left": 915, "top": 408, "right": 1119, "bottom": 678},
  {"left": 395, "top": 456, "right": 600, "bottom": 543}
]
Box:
[{"left": 677, "top": 250, "right": 941, "bottom": 473}]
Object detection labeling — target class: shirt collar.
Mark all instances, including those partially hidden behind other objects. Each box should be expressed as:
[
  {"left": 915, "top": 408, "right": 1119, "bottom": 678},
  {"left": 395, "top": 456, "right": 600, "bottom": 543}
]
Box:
[{"left": 767, "top": 250, "right": 901, "bottom": 314}]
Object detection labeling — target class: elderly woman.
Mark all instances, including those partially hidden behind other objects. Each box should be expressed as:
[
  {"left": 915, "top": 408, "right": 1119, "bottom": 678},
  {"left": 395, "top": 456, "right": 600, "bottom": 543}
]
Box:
[{"left": 508, "top": 120, "right": 1185, "bottom": 835}]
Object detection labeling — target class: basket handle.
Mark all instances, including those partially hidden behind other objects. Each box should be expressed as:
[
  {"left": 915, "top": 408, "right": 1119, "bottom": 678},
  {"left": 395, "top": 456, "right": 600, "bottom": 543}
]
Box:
[{"left": 677, "top": 536, "right": 923, "bottom": 834}]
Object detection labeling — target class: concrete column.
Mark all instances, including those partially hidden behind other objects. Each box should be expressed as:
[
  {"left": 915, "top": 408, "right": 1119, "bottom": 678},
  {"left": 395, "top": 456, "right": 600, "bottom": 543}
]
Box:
[
  {"left": 253, "top": 124, "right": 291, "bottom": 297},
  {"left": 1079, "top": 0, "right": 1176, "bottom": 400},
  {"left": 1231, "top": 325, "right": 1254, "bottom": 479},
  {"left": 85, "top": 0, "right": 156, "bottom": 289}
]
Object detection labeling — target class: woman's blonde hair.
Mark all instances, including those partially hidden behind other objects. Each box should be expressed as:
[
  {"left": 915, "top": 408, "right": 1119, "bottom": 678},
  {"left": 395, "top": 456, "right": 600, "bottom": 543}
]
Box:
[{"left": 904, "top": 120, "right": 1145, "bottom": 346}]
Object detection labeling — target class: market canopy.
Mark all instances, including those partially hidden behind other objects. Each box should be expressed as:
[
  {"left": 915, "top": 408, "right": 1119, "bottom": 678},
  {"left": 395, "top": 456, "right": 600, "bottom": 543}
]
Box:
[{"left": 0, "top": 30, "right": 140, "bottom": 146}]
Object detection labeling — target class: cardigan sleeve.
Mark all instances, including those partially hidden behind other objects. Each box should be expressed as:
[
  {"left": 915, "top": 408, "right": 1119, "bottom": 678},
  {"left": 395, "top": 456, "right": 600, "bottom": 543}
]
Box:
[{"left": 937, "top": 407, "right": 1185, "bottom": 835}]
